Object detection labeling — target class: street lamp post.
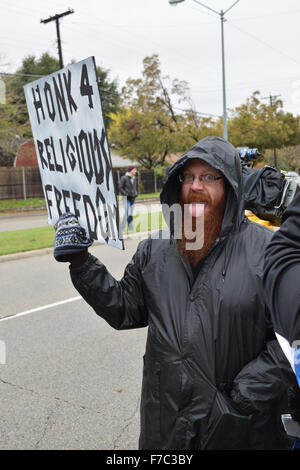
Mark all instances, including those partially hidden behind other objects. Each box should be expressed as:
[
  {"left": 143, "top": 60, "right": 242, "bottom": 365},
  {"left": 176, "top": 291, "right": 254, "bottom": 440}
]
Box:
[
  {"left": 168, "top": 0, "right": 241, "bottom": 140},
  {"left": 220, "top": 9, "right": 227, "bottom": 140}
]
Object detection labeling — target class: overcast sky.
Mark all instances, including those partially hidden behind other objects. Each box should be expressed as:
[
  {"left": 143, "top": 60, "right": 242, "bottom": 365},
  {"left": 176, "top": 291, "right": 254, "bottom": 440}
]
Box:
[{"left": 1, "top": 0, "right": 300, "bottom": 118}]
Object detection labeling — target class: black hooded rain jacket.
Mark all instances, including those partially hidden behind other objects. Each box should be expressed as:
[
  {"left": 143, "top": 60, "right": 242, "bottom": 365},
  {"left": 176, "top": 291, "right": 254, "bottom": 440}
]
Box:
[{"left": 70, "top": 137, "right": 294, "bottom": 450}]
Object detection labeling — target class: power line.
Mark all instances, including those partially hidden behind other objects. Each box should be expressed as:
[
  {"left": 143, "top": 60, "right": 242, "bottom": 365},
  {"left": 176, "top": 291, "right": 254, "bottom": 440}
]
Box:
[
  {"left": 228, "top": 20, "right": 300, "bottom": 66},
  {"left": 0, "top": 71, "right": 215, "bottom": 117},
  {"left": 1, "top": 70, "right": 297, "bottom": 101},
  {"left": 0, "top": 72, "right": 44, "bottom": 78},
  {"left": 63, "top": 17, "right": 218, "bottom": 75},
  {"left": 174, "top": 106, "right": 220, "bottom": 118},
  {"left": 227, "top": 9, "right": 300, "bottom": 22},
  {"left": 261, "top": 93, "right": 282, "bottom": 107},
  {"left": 0, "top": 71, "right": 120, "bottom": 100}
]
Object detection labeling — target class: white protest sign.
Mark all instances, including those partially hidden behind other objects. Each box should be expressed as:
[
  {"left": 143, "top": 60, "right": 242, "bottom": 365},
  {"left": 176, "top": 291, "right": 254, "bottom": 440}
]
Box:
[{"left": 24, "top": 56, "right": 123, "bottom": 250}]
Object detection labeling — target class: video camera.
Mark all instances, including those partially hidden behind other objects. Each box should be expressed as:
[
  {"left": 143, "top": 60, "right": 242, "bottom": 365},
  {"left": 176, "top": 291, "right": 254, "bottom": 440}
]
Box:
[
  {"left": 237, "top": 147, "right": 261, "bottom": 167},
  {"left": 238, "top": 147, "right": 300, "bottom": 225}
]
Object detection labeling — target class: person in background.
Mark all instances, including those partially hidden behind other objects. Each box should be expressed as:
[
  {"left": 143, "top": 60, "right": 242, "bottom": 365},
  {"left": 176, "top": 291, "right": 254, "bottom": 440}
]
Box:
[{"left": 119, "top": 165, "right": 138, "bottom": 232}]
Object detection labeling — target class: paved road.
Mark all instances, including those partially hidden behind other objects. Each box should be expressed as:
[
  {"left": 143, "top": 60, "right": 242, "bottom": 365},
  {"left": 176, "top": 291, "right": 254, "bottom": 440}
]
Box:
[
  {"left": 0, "top": 211, "right": 49, "bottom": 232},
  {"left": 0, "top": 238, "right": 147, "bottom": 450},
  {"left": 0, "top": 201, "right": 161, "bottom": 232}
]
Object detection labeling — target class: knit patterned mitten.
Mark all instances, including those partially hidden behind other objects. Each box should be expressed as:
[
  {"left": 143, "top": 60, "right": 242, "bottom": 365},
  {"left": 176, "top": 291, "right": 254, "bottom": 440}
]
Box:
[{"left": 53, "top": 213, "right": 93, "bottom": 262}]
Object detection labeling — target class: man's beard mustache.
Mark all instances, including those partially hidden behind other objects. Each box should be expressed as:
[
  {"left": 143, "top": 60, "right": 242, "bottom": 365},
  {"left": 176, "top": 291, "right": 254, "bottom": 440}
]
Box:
[{"left": 177, "top": 192, "right": 226, "bottom": 267}]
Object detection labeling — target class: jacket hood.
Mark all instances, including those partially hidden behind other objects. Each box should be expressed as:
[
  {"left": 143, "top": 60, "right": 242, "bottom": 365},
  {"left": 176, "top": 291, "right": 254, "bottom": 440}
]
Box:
[{"left": 160, "top": 136, "right": 245, "bottom": 239}]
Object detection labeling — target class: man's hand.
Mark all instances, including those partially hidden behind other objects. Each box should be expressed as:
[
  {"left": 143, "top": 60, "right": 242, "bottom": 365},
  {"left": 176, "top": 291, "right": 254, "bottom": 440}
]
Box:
[
  {"left": 53, "top": 213, "right": 93, "bottom": 264},
  {"left": 63, "top": 249, "right": 89, "bottom": 267}
]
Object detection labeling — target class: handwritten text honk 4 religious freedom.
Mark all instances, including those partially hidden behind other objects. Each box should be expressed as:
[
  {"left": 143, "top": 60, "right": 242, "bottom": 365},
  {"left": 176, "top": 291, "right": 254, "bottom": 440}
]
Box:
[{"left": 24, "top": 57, "right": 123, "bottom": 250}]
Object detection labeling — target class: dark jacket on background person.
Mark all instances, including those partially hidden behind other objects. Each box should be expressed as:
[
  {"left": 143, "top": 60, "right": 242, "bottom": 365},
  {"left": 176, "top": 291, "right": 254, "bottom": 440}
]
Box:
[
  {"left": 119, "top": 172, "right": 138, "bottom": 200},
  {"left": 263, "top": 191, "right": 300, "bottom": 346},
  {"left": 70, "top": 137, "right": 294, "bottom": 450}
]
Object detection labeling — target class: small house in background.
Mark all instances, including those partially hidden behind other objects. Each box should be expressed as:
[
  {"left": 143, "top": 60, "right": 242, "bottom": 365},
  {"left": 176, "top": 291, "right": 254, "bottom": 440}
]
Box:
[
  {"left": 13, "top": 139, "right": 179, "bottom": 171},
  {"left": 11, "top": 139, "right": 142, "bottom": 198},
  {"left": 4, "top": 139, "right": 166, "bottom": 200},
  {"left": 14, "top": 139, "right": 139, "bottom": 170},
  {"left": 110, "top": 151, "right": 139, "bottom": 170},
  {"left": 166, "top": 153, "right": 182, "bottom": 165},
  {"left": 14, "top": 140, "right": 38, "bottom": 167}
]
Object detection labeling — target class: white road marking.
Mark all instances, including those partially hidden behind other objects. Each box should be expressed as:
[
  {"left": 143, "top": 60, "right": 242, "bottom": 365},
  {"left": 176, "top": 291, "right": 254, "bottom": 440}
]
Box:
[{"left": 0, "top": 296, "right": 82, "bottom": 323}]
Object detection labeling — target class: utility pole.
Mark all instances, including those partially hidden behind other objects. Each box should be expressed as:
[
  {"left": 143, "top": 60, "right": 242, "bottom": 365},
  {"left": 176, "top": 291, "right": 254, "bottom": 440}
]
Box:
[
  {"left": 262, "top": 93, "right": 282, "bottom": 168},
  {"left": 262, "top": 93, "right": 281, "bottom": 108},
  {"left": 220, "top": 9, "right": 227, "bottom": 140},
  {"left": 41, "top": 9, "right": 74, "bottom": 69}
]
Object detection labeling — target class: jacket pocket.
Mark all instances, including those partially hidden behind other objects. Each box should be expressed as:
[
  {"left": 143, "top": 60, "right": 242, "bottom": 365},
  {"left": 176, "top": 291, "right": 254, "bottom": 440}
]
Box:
[
  {"left": 202, "top": 390, "right": 253, "bottom": 450},
  {"left": 139, "top": 355, "right": 161, "bottom": 449},
  {"left": 159, "top": 361, "right": 187, "bottom": 448}
]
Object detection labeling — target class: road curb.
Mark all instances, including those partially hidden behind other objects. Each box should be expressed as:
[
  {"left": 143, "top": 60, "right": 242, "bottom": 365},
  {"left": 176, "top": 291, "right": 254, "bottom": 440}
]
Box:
[
  {"left": 0, "top": 247, "right": 54, "bottom": 263},
  {"left": 0, "top": 206, "right": 46, "bottom": 215},
  {"left": 0, "top": 230, "right": 156, "bottom": 263}
]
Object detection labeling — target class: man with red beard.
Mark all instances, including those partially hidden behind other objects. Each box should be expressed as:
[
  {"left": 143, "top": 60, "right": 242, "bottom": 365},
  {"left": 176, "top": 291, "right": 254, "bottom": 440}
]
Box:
[
  {"left": 54, "top": 136, "right": 294, "bottom": 450},
  {"left": 177, "top": 158, "right": 226, "bottom": 274}
]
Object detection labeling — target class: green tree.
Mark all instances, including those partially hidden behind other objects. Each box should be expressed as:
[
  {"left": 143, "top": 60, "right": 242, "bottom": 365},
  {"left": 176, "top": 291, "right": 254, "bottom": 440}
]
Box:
[
  {"left": 263, "top": 145, "right": 300, "bottom": 171},
  {"left": 96, "top": 66, "right": 120, "bottom": 129},
  {"left": 0, "top": 90, "right": 31, "bottom": 165},
  {"left": 14, "top": 52, "right": 60, "bottom": 90},
  {"left": 228, "top": 91, "right": 300, "bottom": 167},
  {"left": 6, "top": 52, "right": 60, "bottom": 126},
  {"left": 0, "top": 74, "right": 31, "bottom": 165},
  {"left": 176, "top": 113, "right": 222, "bottom": 149},
  {"left": 0, "top": 52, "right": 120, "bottom": 165},
  {"left": 9, "top": 52, "right": 120, "bottom": 129},
  {"left": 109, "top": 107, "right": 178, "bottom": 169},
  {"left": 109, "top": 54, "right": 198, "bottom": 169},
  {"left": 0, "top": 53, "right": 60, "bottom": 165}
]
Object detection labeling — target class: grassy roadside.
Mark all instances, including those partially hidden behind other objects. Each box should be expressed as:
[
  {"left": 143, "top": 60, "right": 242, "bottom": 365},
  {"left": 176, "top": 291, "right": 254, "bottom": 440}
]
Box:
[
  {"left": 0, "top": 211, "right": 167, "bottom": 256},
  {"left": 0, "top": 193, "right": 160, "bottom": 211},
  {"left": 136, "top": 192, "right": 160, "bottom": 200},
  {"left": 0, "top": 226, "right": 56, "bottom": 255},
  {"left": 0, "top": 198, "right": 46, "bottom": 210}
]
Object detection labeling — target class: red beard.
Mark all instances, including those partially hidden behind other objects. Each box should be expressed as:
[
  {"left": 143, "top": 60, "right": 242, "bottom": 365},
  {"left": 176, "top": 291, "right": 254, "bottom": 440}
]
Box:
[{"left": 177, "top": 191, "right": 226, "bottom": 267}]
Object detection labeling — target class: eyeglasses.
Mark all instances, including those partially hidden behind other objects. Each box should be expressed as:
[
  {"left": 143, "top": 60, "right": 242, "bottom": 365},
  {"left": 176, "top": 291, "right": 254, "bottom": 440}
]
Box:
[{"left": 179, "top": 173, "right": 223, "bottom": 185}]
